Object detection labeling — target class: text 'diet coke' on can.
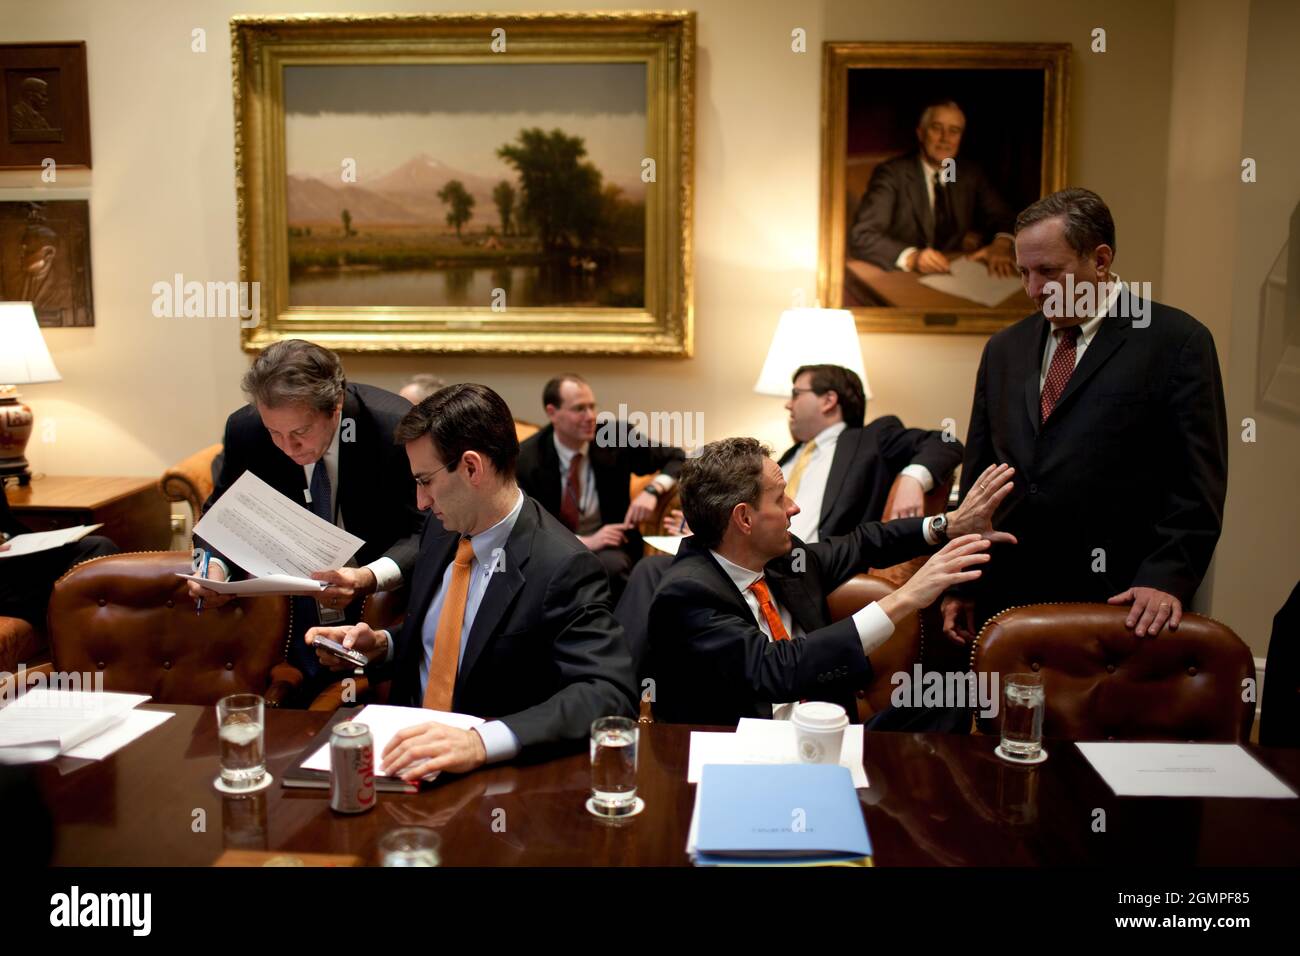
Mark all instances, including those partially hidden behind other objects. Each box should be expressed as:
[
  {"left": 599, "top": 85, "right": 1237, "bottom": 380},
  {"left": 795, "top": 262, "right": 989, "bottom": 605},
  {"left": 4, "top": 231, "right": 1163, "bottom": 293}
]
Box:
[{"left": 329, "top": 721, "right": 376, "bottom": 814}]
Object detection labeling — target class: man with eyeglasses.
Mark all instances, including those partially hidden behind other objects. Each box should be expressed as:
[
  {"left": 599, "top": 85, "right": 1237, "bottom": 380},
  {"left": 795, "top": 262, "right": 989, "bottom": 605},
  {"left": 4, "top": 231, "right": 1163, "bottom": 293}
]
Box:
[{"left": 186, "top": 339, "right": 423, "bottom": 704}]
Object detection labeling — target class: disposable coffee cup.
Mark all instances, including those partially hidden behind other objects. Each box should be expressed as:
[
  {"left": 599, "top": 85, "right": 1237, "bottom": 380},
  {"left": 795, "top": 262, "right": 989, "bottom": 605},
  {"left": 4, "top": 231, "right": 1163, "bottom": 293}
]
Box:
[{"left": 791, "top": 701, "right": 849, "bottom": 764}]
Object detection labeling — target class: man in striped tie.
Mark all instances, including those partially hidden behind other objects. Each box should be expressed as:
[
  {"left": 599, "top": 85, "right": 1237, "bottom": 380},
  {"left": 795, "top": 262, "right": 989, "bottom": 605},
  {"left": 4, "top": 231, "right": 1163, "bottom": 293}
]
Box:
[
  {"left": 941, "top": 188, "right": 1228, "bottom": 644},
  {"left": 645, "top": 436, "right": 1015, "bottom": 726}
]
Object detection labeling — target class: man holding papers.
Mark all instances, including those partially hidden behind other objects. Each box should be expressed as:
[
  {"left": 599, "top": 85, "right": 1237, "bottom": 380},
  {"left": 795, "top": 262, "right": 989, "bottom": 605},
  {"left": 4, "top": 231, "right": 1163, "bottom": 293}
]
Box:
[
  {"left": 186, "top": 340, "right": 423, "bottom": 702},
  {"left": 646, "top": 437, "right": 1014, "bottom": 726},
  {"left": 305, "top": 383, "right": 637, "bottom": 779}
]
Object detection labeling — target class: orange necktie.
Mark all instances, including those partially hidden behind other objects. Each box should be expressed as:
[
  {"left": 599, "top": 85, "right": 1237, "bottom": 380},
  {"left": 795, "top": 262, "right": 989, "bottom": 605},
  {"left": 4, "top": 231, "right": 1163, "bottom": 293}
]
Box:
[
  {"left": 749, "top": 578, "right": 790, "bottom": 642},
  {"left": 422, "top": 538, "right": 476, "bottom": 711}
]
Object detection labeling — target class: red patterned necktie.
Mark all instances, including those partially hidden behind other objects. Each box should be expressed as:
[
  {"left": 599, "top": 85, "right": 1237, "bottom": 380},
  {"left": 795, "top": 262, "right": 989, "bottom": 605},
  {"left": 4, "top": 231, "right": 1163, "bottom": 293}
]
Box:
[
  {"left": 1040, "top": 325, "right": 1082, "bottom": 422},
  {"left": 559, "top": 452, "right": 583, "bottom": 531}
]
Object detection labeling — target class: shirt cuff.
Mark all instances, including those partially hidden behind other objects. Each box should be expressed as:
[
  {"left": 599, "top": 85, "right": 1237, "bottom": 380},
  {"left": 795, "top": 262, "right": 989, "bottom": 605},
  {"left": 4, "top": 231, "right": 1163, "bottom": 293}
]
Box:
[
  {"left": 475, "top": 720, "right": 521, "bottom": 764},
  {"left": 852, "top": 601, "right": 896, "bottom": 656},
  {"left": 899, "top": 464, "right": 935, "bottom": 492},
  {"left": 365, "top": 556, "right": 403, "bottom": 592},
  {"left": 381, "top": 629, "right": 396, "bottom": 663},
  {"left": 652, "top": 474, "right": 677, "bottom": 492},
  {"left": 208, "top": 557, "right": 230, "bottom": 580},
  {"left": 994, "top": 232, "right": 1015, "bottom": 244},
  {"left": 923, "top": 516, "right": 946, "bottom": 546},
  {"left": 895, "top": 246, "right": 918, "bottom": 271}
]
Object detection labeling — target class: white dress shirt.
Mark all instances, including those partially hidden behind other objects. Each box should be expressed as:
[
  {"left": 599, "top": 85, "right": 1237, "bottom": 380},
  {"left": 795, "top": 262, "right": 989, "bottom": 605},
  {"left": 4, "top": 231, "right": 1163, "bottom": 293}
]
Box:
[
  {"left": 708, "top": 548, "right": 895, "bottom": 720},
  {"left": 784, "top": 421, "right": 935, "bottom": 543},
  {"left": 1039, "top": 278, "right": 1124, "bottom": 391}
]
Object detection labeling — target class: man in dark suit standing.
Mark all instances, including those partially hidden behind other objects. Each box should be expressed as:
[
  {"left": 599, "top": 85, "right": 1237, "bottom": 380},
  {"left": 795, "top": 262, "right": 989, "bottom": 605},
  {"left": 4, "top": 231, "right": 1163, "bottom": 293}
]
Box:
[
  {"left": 646, "top": 437, "right": 1015, "bottom": 726},
  {"left": 306, "top": 383, "right": 637, "bottom": 778},
  {"left": 941, "top": 188, "right": 1229, "bottom": 645},
  {"left": 516, "top": 373, "right": 684, "bottom": 600},
  {"left": 848, "top": 99, "right": 1016, "bottom": 278},
  {"left": 779, "top": 363, "right": 962, "bottom": 536},
  {"left": 186, "top": 339, "right": 423, "bottom": 702}
]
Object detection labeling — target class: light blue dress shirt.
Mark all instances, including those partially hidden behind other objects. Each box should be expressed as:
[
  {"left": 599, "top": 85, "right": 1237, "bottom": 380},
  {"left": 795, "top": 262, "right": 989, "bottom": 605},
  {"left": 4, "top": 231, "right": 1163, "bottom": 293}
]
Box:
[{"left": 402, "top": 490, "right": 525, "bottom": 763}]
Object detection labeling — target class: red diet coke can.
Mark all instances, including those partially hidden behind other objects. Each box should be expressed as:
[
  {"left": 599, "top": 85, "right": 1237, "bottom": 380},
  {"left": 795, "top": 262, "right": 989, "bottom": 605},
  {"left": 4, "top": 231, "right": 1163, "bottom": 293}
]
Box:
[{"left": 329, "top": 721, "right": 375, "bottom": 813}]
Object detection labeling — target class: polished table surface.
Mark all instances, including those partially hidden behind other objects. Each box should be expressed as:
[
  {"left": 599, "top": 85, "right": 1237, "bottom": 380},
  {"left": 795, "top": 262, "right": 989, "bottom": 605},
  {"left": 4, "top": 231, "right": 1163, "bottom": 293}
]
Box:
[{"left": 37, "top": 705, "right": 1300, "bottom": 867}]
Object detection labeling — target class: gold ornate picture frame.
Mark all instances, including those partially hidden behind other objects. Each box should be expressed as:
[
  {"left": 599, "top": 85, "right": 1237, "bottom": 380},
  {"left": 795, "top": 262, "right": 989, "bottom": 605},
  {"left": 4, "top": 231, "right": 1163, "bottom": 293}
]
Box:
[
  {"left": 818, "top": 42, "right": 1069, "bottom": 334},
  {"left": 232, "top": 12, "right": 694, "bottom": 356}
]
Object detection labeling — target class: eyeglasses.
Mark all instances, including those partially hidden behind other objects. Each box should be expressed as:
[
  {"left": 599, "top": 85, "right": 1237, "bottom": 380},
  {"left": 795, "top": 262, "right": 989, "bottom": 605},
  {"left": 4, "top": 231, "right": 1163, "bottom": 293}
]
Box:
[
  {"left": 412, "top": 463, "right": 450, "bottom": 488},
  {"left": 789, "top": 387, "right": 818, "bottom": 401}
]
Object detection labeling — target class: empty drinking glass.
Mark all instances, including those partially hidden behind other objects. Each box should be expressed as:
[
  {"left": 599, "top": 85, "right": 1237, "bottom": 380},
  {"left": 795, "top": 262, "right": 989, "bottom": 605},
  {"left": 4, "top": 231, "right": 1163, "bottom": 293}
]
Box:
[
  {"left": 999, "top": 673, "right": 1045, "bottom": 762},
  {"left": 216, "top": 693, "right": 267, "bottom": 790},
  {"left": 379, "top": 827, "right": 442, "bottom": 867},
  {"left": 589, "top": 716, "right": 639, "bottom": 816}
]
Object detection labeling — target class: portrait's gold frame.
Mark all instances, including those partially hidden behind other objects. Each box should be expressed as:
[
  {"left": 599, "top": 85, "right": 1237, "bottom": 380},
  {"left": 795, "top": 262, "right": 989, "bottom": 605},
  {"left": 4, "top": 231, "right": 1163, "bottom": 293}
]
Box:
[
  {"left": 818, "top": 41, "right": 1070, "bottom": 335},
  {"left": 232, "top": 12, "right": 694, "bottom": 356}
]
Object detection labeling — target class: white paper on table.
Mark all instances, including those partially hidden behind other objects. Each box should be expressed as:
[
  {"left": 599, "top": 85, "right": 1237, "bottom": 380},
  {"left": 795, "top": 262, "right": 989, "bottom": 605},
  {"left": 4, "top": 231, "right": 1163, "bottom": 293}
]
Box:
[
  {"left": 0, "top": 689, "right": 150, "bottom": 760},
  {"left": 918, "top": 257, "right": 1022, "bottom": 308},
  {"left": 1076, "top": 742, "right": 1298, "bottom": 798},
  {"left": 63, "top": 709, "right": 174, "bottom": 760},
  {"left": 733, "top": 718, "right": 869, "bottom": 788},
  {"left": 301, "top": 704, "right": 485, "bottom": 782},
  {"left": 175, "top": 572, "right": 327, "bottom": 597},
  {"left": 0, "top": 524, "right": 103, "bottom": 559},
  {"left": 643, "top": 535, "right": 683, "bottom": 556},
  {"left": 193, "top": 470, "right": 365, "bottom": 580}
]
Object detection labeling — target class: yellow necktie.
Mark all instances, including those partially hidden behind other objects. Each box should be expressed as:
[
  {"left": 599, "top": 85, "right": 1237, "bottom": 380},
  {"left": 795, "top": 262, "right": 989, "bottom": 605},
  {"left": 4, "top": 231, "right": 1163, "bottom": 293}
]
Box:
[
  {"left": 784, "top": 440, "right": 818, "bottom": 500},
  {"left": 423, "top": 538, "right": 476, "bottom": 711}
]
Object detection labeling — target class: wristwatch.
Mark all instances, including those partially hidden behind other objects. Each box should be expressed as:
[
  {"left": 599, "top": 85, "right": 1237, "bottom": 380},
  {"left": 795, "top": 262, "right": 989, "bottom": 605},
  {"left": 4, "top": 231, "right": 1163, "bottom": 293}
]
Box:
[
  {"left": 930, "top": 513, "right": 949, "bottom": 541},
  {"left": 642, "top": 484, "right": 662, "bottom": 498}
]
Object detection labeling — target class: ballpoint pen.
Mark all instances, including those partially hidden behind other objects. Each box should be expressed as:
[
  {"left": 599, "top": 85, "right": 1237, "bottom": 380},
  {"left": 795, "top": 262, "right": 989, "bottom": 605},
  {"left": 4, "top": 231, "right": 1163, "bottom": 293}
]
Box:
[{"left": 196, "top": 548, "right": 211, "bottom": 615}]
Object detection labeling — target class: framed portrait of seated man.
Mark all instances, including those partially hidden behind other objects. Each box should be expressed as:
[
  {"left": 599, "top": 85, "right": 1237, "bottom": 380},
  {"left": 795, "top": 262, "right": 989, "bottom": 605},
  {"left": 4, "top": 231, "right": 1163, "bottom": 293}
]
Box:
[{"left": 818, "top": 42, "right": 1069, "bottom": 334}]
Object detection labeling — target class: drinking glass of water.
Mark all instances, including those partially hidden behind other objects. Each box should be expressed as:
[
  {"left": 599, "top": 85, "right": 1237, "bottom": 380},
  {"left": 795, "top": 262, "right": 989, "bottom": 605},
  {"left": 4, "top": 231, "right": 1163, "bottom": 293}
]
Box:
[
  {"left": 589, "top": 716, "right": 639, "bottom": 816},
  {"left": 379, "top": 827, "right": 441, "bottom": 867},
  {"left": 216, "top": 693, "right": 267, "bottom": 790},
  {"left": 999, "top": 673, "right": 1046, "bottom": 762}
]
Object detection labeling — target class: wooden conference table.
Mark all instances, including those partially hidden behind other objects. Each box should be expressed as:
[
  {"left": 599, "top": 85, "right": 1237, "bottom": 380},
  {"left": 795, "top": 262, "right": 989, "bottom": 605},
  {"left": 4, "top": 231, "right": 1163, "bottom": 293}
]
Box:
[{"left": 37, "top": 705, "right": 1300, "bottom": 867}]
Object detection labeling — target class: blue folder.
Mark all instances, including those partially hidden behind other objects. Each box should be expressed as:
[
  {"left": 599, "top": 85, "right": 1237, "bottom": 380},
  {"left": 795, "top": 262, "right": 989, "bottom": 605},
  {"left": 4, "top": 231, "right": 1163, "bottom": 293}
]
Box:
[{"left": 694, "top": 763, "right": 872, "bottom": 865}]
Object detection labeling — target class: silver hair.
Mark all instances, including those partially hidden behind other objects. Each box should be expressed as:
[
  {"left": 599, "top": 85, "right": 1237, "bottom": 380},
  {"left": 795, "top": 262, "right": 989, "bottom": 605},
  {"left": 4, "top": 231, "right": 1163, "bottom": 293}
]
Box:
[
  {"left": 918, "top": 100, "right": 965, "bottom": 130},
  {"left": 240, "top": 339, "right": 345, "bottom": 412}
]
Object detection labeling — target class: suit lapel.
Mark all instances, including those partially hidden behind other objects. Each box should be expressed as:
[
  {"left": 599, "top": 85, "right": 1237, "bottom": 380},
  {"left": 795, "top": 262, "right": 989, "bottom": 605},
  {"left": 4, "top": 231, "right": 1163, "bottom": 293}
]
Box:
[
  {"left": 907, "top": 158, "right": 934, "bottom": 247},
  {"left": 457, "top": 500, "right": 533, "bottom": 683},
  {"left": 335, "top": 387, "right": 362, "bottom": 527},
  {"left": 766, "top": 562, "right": 827, "bottom": 635},
  {"left": 1046, "top": 312, "right": 1131, "bottom": 422},
  {"left": 399, "top": 528, "right": 459, "bottom": 679},
  {"left": 533, "top": 426, "right": 563, "bottom": 516},
  {"left": 776, "top": 442, "right": 799, "bottom": 468},
  {"left": 818, "top": 431, "right": 858, "bottom": 531},
  {"left": 1023, "top": 317, "right": 1052, "bottom": 437}
]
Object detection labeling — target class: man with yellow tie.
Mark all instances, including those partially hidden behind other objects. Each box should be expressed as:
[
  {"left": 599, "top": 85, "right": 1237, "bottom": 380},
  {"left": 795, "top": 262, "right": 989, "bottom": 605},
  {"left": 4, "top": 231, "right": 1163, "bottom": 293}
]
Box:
[
  {"left": 305, "top": 383, "right": 638, "bottom": 780},
  {"left": 646, "top": 437, "right": 1014, "bottom": 726}
]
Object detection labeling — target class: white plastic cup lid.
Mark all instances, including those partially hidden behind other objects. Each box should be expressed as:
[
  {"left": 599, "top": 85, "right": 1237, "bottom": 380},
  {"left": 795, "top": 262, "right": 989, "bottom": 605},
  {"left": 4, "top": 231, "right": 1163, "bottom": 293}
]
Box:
[{"left": 792, "top": 701, "right": 848, "bottom": 730}]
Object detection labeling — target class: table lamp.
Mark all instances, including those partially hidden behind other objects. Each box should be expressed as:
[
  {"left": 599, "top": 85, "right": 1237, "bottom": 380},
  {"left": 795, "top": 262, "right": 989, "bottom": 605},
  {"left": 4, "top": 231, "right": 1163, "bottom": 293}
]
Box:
[
  {"left": 753, "top": 307, "right": 873, "bottom": 400},
  {"left": 0, "top": 301, "right": 62, "bottom": 485}
]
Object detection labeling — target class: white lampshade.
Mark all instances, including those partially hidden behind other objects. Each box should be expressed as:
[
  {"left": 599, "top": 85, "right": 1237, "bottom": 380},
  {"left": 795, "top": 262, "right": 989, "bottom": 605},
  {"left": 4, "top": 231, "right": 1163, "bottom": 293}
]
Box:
[
  {"left": 753, "top": 308, "right": 872, "bottom": 400},
  {"left": 0, "top": 302, "right": 61, "bottom": 385}
]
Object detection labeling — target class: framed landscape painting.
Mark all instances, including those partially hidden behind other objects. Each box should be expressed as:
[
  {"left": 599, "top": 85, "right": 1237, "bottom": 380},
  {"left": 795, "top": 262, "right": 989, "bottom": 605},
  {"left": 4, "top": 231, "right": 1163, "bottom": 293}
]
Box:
[
  {"left": 818, "top": 42, "right": 1069, "bottom": 334},
  {"left": 232, "top": 13, "right": 694, "bottom": 356}
]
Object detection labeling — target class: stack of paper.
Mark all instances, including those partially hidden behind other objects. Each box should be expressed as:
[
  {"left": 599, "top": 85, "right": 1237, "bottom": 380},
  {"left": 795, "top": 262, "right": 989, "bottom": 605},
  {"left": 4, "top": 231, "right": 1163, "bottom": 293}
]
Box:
[
  {"left": 1076, "top": 742, "right": 1298, "bottom": 798},
  {"left": 687, "top": 764, "right": 873, "bottom": 866},
  {"left": 918, "top": 257, "right": 1023, "bottom": 307},
  {"left": 0, "top": 524, "right": 103, "bottom": 559},
  {"left": 285, "top": 704, "right": 485, "bottom": 791},
  {"left": 687, "top": 717, "right": 869, "bottom": 788},
  {"left": 0, "top": 689, "right": 170, "bottom": 763}
]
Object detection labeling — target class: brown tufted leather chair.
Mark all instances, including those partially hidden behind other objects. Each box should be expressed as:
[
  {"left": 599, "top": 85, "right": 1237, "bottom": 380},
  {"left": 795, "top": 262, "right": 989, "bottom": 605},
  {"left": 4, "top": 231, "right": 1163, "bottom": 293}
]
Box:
[
  {"left": 0, "top": 616, "right": 44, "bottom": 675},
  {"left": 159, "top": 443, "right": 222, "bottom": 526},
  {"left": 33, "top": 551, "right": 301, "bottom": 707},
  {"left": 826, "top": 573, "right": 923, "bottom": 723},
  {"left": 971, "top": 603, "right": 1256, "bottom": 742}
]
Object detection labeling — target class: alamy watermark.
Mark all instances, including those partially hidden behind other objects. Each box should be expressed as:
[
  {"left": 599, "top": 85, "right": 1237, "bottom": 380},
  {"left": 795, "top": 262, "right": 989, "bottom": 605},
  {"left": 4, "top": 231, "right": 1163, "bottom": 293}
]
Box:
[
  {"left": 890, "top": 665, "right": 999, "bottom": 719},
  {"left": 151, "top": 274, "right": 259, "bottom": 327},
  {"left": 1041, "top": 276, "right": 1152, "bottom": 327},
  {"left": 594, "top": 405, "right": 704, "bottom": 452}
]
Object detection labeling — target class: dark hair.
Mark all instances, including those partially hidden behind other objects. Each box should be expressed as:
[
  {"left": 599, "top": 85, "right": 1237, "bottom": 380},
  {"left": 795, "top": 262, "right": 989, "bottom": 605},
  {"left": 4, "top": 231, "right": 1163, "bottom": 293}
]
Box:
[
  {"left": 793, "top": 364, "right": 866, "bottom": 428},
  {"left": 542, "top": 373, "right": 589, "bottom": 411},
  {"left": 679, "top": 437, "right": 771, "bottom": 550},
  {"left": 240, "top": 339, "right": 345, "bottom": 412},
  {"left": 394, "top": 382, "right": 519, "bottom": 480},
  {"left": 1015, "top": 187, "right": 1116, "bottom": 258}
]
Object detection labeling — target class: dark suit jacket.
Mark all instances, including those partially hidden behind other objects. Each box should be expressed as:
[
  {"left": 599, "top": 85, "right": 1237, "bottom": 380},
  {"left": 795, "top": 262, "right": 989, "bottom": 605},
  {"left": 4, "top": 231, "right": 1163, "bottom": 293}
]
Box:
[
  {"left": 199, "top": 382, "right": 424, "bottom": 580},
  {"left": 847, "top": 151, "right": 1014, "bottom": 271},
  {"left": 647, "top": 518, "right": 932, "bottom": 725},
  {"left": 516, "top": 423, "right": 685, "bottom": 552},
  {"left": 958, "top": 292, "right": 1228, "bottom": 621},
  {"left": 777, "top": 417, "right": 963, "bottom": 539},
  {"left": 0, "top": 484, "right": 29, "bottom": 539},
  {"left": 380, "top": 496, "right": 638, "bottom": 757}
]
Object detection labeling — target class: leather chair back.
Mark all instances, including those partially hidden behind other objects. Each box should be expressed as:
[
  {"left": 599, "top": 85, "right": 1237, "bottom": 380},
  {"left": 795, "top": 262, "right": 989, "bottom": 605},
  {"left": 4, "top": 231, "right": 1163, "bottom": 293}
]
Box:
[
  {"left": 159, "top": 443, "right": 222, "bottom": 525},
  {"left": 47, "top": 551, "right": 296, "bottom": 706},
  {"left": 826, "top": 573, "right": 922, "bottom": 720},
  {"left": 971, "top": 603, "right": 1255, "bottom": 741}
]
